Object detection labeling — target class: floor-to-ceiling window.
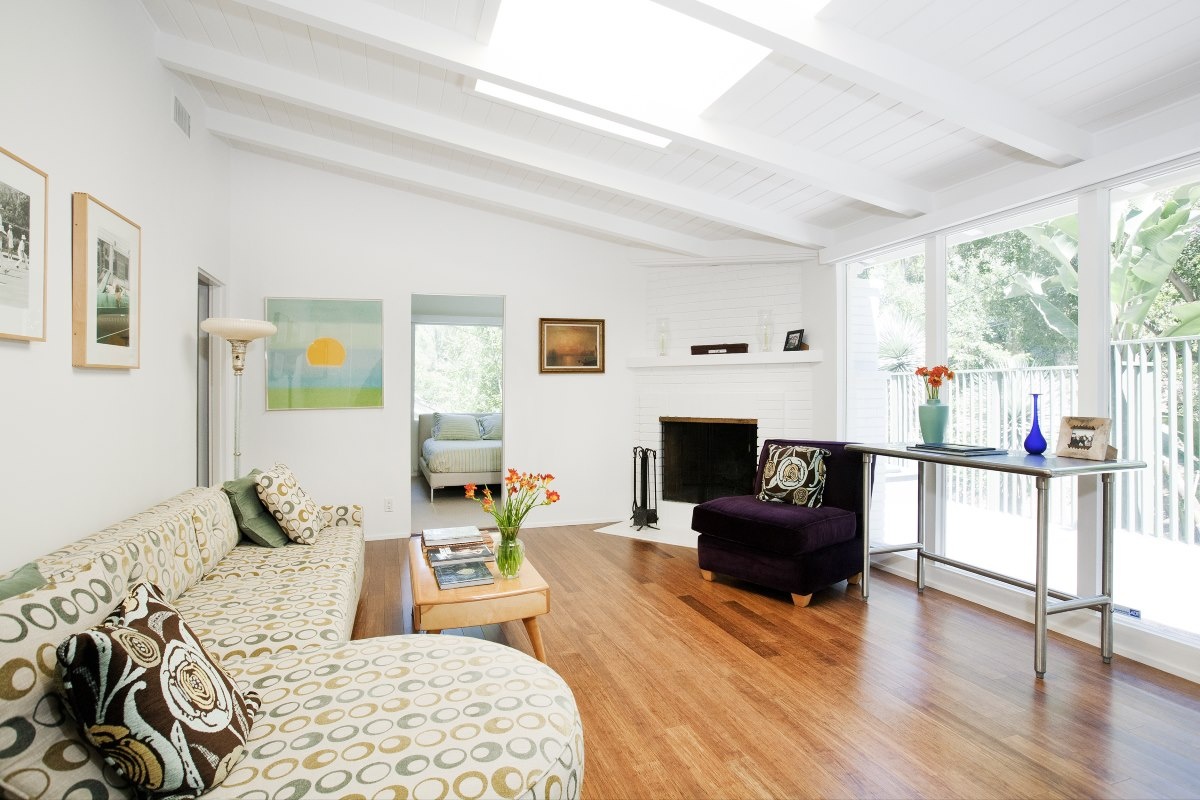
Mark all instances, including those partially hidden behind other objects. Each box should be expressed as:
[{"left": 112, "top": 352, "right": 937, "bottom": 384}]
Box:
[
  {"left": 846, "top": 245, "right": 924, "bottom": 546},
  {"left": 1108, "top": 169, "right": 1200, "bottom": 638},
  {"left": 943, "top": 203, "right": 1080, "bottom": 591}
]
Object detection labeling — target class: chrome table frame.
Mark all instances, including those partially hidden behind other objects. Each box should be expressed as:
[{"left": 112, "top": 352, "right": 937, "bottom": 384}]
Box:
[{"left": 845, "top": 444, "right": 1146, "bottom": 678}]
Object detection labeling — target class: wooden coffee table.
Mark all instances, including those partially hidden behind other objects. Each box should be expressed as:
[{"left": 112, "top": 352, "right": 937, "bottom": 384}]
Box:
[{"left": 408, "top": 536, "right": 551, "bottom": 662}]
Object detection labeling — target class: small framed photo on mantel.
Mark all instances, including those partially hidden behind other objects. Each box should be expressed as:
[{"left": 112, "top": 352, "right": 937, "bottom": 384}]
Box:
[
  {"left": 1055, "top": 416, "right": 1116, "bottom": 461},
  {"left": 783, "top": 329, "right": 806, "bottom": 351}
]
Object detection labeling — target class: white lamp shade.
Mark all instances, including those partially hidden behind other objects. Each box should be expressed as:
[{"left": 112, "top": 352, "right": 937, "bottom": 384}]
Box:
[{"left": 200, "top": 317, "right": 277, "bottom": 341}]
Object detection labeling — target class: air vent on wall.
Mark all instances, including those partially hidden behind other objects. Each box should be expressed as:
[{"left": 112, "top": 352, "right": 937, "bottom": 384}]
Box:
[{"left": 173, "top": 96, "right": 191, "bottom": 139}]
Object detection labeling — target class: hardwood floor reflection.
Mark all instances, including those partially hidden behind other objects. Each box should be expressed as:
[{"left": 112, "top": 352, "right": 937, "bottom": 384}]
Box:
[{"left": 352, "top": 526, "right": 1200, "bottom": 799}]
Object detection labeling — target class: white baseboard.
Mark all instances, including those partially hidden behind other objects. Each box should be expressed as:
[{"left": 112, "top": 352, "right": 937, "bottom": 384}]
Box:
[{"left": 874, "top": 553, "right": 1200, "bottom": 684}]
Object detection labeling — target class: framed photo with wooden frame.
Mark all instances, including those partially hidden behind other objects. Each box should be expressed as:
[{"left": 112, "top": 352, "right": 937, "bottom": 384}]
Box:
[
  {"left": 0, "top": 146, "right": 48, "bottom": 341},
  {"left": 539, "top": 317, "right": 605, "bottom": 374},
  {"left": 72, "top": 192, "right": 141, "bottom": 369},
  {"left": 1055, "top": 416, "right": 1116, "bottom": 461}
]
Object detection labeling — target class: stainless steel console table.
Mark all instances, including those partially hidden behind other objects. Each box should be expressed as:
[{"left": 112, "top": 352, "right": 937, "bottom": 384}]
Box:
[{"left": 845, "top": 444, "right": 1146, "bottom": 678}]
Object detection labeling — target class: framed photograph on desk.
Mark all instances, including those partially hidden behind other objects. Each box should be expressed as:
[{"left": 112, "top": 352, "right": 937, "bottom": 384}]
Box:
[{"left": 1055, "top": 416, "right": 1114, "bottom": 461}]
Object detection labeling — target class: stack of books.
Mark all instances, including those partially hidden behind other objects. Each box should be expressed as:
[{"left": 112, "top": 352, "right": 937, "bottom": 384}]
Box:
[
  {"left": 907, "top": 443, "right": 1009, "bottom": 457},
  {"left": 422, "top": 526, "right": 496, "bottom": 589}
]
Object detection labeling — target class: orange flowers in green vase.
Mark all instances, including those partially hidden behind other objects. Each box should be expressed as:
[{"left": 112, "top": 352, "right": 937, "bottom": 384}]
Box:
[
  {"left": 465, "top": 470, "right": 560, "bottom": 578},
  {"left": 915, "top": 364, "right": 955, "bottom": 401}
]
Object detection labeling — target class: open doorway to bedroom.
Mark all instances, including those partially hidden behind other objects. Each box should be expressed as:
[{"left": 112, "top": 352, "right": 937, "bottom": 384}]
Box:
[{"left": 410, "top": 294, "right": 504, "bottom": 533}]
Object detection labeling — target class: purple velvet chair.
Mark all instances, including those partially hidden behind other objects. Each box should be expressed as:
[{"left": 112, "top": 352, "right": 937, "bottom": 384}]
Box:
[{"left": 691, "top": 439, "right": 872, "bottom": 607}]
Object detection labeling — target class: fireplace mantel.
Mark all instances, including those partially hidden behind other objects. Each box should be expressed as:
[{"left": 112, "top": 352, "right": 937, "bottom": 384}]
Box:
[{"left": 626, "top": 350, "right": 823, "bottom": 369}]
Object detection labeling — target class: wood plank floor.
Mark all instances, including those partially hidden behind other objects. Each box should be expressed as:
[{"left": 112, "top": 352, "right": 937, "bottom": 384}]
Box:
[{"left": 351, "top": 525, "right": 1200, "bottom": 800}]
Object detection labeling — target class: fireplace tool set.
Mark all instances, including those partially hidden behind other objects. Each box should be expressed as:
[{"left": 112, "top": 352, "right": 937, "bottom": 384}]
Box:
[{"left": 631, "top": 446, "right": 659, "bottom": 530}]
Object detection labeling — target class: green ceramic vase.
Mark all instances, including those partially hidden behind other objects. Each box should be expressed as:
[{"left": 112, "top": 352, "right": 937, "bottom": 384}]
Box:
[{"left": 918, "top": 398, "right": 949, "bottom": 444}]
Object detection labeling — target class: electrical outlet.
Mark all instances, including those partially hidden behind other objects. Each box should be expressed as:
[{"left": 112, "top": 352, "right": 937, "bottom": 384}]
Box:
[{"left": 383, "top": 498, "right": 394, "bottom": 512}]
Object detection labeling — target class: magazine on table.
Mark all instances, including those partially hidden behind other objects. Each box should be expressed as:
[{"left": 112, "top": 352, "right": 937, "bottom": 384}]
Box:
[
  {"left": 908, "top": 442, "right": 1008, "bottom": 456},
  {"left": 433, "top": 561, "right": 495, "bottom": 589},
  {"left": 422, "top": 525, "right": 487, "bottom": 546},
  {"left": 427, "top": 542, "right": 496, "bottom": 565}
]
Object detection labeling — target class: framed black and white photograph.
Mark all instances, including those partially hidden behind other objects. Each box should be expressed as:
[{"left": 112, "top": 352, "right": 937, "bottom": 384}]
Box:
[
  {"left": 539, "top": 318, "right": 605, "bottom": 373},
  {"left": 783, "top": 328, "right": 805, "bottom": 351},
  {"left": 0, "top": 146, "right": 48, "bottom": 342},
  {"left": 72, "top": 192, "right": 141, "bottom": 369},
  {"left": 1055, "top": 416, "right": 1114, "bottom": 461}
]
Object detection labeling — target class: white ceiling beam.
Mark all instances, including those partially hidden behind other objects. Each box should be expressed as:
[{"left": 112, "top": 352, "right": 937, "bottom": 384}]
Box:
[
  {"left": 654, "top": 0, "right": 1093, "bottom": 167},
  {"left": 230, "top": 0, "right": 932, "bottom": 215},
  {"left": 204, "top": 111, "right": 720, "bottom": 256},
  {"left": 157, "top": 34, "right": 829, "bottom": 247}
]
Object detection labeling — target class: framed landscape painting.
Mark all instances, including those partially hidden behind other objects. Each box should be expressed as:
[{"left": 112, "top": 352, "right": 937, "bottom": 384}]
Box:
[
  {"left": 0, "top": 146, "right": 48, "bottom": 341},
  {"left": 539, "top": 317, "right": 605, "bottom": 373},
  {"left": 72, "top": 192, "right": 140, "bottom": 368},
  {"left": 265, "top": 297, "right": 384, "bottom": 410}
]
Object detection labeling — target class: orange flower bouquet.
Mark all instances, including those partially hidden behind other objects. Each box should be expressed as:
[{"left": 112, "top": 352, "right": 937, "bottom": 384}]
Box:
[
  {"left": 465, "top": 470, "right": 560, "bottom": 577},
  {"left": 915, "top": 364, "right": 955, "bottom": 401}
]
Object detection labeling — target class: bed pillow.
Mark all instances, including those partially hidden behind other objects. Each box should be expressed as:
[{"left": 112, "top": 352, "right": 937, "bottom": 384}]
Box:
[
  {"left": 477, "top": 413, "right": 502, "bottom": 440},
  {"left": 56, "top": 582, "right": 261, "bottom": 799},
  {"left": 433, "top": 412, "right": 481, "bottom": 440},
  {"left": 255, "top": 463, "right": 323, "bottom": 545},
  {"left": 756, "top": 443, "right": 831, "bottom": 507}
]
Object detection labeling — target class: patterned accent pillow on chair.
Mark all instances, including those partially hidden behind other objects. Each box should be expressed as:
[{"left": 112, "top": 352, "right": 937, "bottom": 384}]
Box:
[
  {"left": 255, "top": 463, "right": 323, "bottom": 545},
  {"left": 432, "top": 412, "right": 482, "bottom": 440},
  {"left": 757, "top": 443, "right": 831, "bottom": 507},
  {"left": 56, "top": 582, "right": 261, "bottom": 799}
]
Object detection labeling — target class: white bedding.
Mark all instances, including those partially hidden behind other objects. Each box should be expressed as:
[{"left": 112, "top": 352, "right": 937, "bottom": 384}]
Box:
[{"left": 421, "top": 438, "right": 502, "bottom": 473}]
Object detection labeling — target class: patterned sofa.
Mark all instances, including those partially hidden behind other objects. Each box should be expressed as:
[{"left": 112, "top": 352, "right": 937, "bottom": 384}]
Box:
[{"left": 0, "top": 487, "right": 583, "bottom": 799}]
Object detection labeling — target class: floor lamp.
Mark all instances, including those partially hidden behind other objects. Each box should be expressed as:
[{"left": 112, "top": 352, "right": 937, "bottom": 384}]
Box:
[{"left": 201, "top": 317, "right": 277, "bottom": 478}]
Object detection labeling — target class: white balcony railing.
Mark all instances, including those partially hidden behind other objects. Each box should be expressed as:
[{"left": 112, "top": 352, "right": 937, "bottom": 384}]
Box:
[{"left": 885, "top": 335, "right": 1200, "bottom": 545}]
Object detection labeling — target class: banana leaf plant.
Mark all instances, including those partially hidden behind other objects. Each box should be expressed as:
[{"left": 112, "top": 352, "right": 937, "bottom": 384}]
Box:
[{"left": 1006, "top": 183, "right": 1200, "bottom": 340}]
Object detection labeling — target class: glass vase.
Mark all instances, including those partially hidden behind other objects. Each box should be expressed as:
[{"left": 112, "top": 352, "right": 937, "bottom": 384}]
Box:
[
  {"left": 918, "top": 398, "right": 949, "bottom": 444},
  {"left": 1024, "top": 392, "right": 1047, "bottom": 455},
  {"left": 496, "top": 527, "right": 524, "bottom": 579}
]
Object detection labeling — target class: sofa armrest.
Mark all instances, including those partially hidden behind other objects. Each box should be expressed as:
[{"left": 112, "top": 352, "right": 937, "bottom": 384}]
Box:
[{"left": 321, "top": 504, "right": 363, "bottom": 528}]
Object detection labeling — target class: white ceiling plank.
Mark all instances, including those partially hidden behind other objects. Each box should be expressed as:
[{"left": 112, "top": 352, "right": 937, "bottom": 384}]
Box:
[
  {"left": 226, "top": 0, "right": 929, "bottom": 215},
  {"left": 474, "top": 0, "right": 501, "bottom": 44},
  {"left": 654, "top": 0, "right": 1093, "bottom": 167},
  {"left": 157, "top": 34, "right": 830, "bottom": 245},
  {"left": 206, "top": 110, "right": 714, "bottom": 255}
]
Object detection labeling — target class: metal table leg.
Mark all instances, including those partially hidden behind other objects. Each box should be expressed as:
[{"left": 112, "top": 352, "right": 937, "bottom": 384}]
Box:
[
  {"left": 916, "top": 461, "right": 927, "bottom": 593},
  {"left": 1101, "top": 473, "right": 1115, "bottom": 663},
  {"left": 861, "top": 453, "right": 873, "bottom": 601},
  {"left": 1034, "top": 476, "right": 1050, "bottom": 678}
]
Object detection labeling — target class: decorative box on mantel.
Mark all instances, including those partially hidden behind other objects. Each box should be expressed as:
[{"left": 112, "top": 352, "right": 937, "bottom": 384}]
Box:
[{"left": 626, "top": 350, "right": 823, "bottom": 369}]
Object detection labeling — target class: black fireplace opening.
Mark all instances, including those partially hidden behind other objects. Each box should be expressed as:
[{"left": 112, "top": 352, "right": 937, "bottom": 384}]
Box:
[{"left": 661, "top": 417, "right": 758, "bottom": 504}]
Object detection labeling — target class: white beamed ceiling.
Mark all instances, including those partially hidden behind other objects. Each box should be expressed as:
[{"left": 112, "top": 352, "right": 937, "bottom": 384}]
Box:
[{"left": 143, "top": 0, "right": 1200, "bottom": 257}]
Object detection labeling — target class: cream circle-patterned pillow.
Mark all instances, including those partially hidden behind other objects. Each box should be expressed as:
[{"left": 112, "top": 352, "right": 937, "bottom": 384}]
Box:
[{"left": 254, "top": 463, "right": 323, "bottom": 545}]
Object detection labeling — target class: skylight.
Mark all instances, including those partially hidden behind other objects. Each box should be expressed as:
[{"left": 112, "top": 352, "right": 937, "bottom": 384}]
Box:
[
  {"left": 481, "top": 0, "right": 770, "bottom": 142},
  {"left": 475, "top": 81, "right": 672, "bottom": 148}
]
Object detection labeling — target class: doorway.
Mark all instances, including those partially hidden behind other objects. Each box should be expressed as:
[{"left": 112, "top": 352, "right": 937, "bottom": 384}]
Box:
[
  {"left": 196, "top": 272, "right": 218, "bottom": 486},
  {"left": 410, "top": 294, "right": 505, "bottom": 532}
]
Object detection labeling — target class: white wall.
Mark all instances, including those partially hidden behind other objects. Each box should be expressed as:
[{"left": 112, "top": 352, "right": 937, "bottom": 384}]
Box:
[
  {"left": 227, "top": 153, "right": 642, "bottom": 537},
  {"left": 0, "top": 1, "right": 231, "bottom": 572}
]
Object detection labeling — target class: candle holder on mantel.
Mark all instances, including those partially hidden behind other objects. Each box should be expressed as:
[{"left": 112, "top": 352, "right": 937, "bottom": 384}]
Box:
[
  {"left": 657, "top": 318, "right": 669, "bottom": 356},
  {"left": 757, "top": 310, "right": 773, "bottom": 352}
]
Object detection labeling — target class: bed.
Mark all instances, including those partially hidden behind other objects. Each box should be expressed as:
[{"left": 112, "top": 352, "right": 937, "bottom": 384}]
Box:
[{"left": 417, "top": 412, "right": 502, "bottom": 501}]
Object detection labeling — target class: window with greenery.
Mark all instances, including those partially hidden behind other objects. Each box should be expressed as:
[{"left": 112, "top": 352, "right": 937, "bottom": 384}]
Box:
[
  {"left": 943, "top": 206, "right": 1080, "bottom": 590},
  {"left": 413, "top": 324, "right": 502, "bottom": 414}
]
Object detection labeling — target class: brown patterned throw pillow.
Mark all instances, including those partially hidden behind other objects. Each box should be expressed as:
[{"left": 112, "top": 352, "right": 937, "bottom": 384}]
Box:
[
  {"left": 757, "top": 443, "right": 831, "bottom": 507},
  {"left": 255, "top": 462, "right": 323, "bottom": 545},
  {"left": 56, "top": 582, "right": 261, "bottom": 799}
]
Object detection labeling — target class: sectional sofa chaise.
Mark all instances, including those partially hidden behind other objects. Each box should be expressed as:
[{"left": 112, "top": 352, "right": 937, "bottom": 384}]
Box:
[{"left": 0, "top": 486, "right": 583, "bottom": 799}]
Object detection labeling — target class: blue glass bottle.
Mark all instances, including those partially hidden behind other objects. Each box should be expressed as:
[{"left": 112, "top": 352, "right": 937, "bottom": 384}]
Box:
[{"left": 1024, "top": 393, "right": 1047, "bottom": 455}]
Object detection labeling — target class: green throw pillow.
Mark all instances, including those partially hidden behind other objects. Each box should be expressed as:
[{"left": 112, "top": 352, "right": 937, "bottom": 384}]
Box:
[
  {"left": 223, "top": 470, "right": 289, "bottom": 548},
  {"left": 0, "top": 562, "right": 46, "bottom": 600}
]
